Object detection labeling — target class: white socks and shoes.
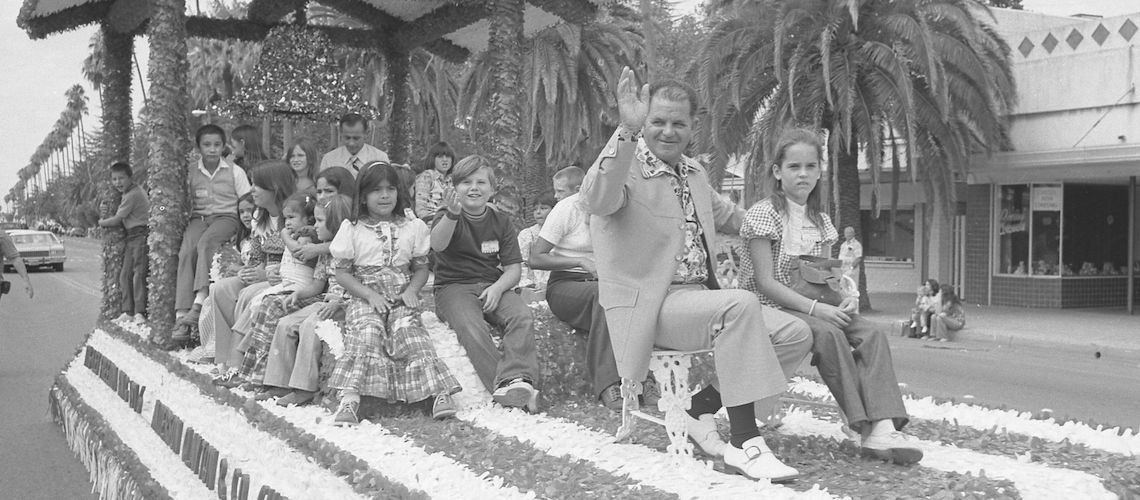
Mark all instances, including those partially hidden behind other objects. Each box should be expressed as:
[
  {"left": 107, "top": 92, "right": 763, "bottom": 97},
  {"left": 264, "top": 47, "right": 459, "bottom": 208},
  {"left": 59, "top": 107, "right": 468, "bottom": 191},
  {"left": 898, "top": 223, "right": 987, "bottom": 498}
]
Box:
[
  {"left": 685, "top": 413, "right": 726, "bottom": 457},
  {"left": 723, "top": 436, "right": 799, "bottom": 483},
  {"left": 860, "top": 421, "right": 924, "bottom": 465}
]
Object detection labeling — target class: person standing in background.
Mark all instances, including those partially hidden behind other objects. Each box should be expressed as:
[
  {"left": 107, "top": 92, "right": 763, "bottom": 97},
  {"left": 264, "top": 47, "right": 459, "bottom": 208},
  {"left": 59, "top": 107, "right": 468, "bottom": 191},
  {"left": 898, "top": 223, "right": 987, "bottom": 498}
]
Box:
[
  {"left": 839, "top": 226, "right": 863, "bottom": 282},
  {"left": 0, "top": 229, "right": 34, "bottom": 304},
  {"left": 319, "top": 113, "right": 389, "bottom": 178}
]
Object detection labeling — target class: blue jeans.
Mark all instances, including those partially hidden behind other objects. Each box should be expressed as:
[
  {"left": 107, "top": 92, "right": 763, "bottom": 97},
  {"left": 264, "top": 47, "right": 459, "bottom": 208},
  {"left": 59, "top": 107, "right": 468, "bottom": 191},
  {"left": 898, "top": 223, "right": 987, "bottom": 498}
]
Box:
[{"left": 434, "top": 282, "right": 539, "bottom": 392}]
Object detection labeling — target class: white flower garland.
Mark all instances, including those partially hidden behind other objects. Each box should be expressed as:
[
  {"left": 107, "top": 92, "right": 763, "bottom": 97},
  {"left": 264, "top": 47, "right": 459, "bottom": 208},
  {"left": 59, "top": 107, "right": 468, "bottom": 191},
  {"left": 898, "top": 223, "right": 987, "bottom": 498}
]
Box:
[
  {"left": 788, "top": 378, "right": 1140, "bottom": 456},
  {"left": 776, "top": 407, "right": 1116, "bottom": 500},
  {"left": 88, "top": 330, "right": 369, "bottom": 500},
  {"left": 312, "top": 318, "right": 345, "bottom": 359},
  {"left": 62, "top": 358, "right": 217, "bottom": 500}
]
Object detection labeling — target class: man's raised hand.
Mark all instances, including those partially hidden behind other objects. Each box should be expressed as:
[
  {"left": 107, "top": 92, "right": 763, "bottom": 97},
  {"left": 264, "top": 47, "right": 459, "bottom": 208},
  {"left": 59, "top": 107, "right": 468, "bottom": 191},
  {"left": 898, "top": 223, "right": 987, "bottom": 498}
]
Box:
[{"left": 616, "top": 66, "right": 648, "bottom": 132}]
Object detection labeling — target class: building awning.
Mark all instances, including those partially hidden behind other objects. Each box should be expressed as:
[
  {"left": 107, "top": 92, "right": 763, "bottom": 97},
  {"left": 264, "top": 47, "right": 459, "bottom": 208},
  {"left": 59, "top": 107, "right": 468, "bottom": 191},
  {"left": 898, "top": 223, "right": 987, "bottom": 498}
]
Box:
[{"left": 968, "top": 143, "right": 1140, "bottom": 184}]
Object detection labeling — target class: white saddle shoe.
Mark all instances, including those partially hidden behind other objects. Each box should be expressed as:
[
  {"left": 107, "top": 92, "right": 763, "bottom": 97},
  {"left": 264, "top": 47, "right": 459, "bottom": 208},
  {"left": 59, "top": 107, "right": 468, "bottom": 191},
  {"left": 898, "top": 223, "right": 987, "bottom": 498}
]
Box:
[
  {"left": 686, "top": 413, "right": 726, "bottom": 457},
  {"left": 723, "top": 436, "right": 799, "bottom": 483}
]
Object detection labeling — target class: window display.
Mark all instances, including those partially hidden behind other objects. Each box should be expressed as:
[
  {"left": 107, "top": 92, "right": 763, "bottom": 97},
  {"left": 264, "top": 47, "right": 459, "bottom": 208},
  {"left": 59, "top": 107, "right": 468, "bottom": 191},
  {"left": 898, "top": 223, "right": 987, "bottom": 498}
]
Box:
[
  {"left": 1062, "top": 184, "right": 1128, "bottom": 276},
  {"left": 997, "top": 185, "right": 1029, "bottom": 274}
]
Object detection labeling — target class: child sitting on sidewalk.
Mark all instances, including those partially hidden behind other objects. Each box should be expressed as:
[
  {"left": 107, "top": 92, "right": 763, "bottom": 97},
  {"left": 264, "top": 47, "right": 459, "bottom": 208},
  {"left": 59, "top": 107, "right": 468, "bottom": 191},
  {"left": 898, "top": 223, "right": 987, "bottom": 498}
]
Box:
[
  {"left": 909, "top": 279, "right": 940, "bottom": 338},
  {"left": 431, "top": 155, "right": 540, "bottom": 412},
  {"left": 98, "top": 161, "right": 150, "bottom": 323},
  {"left": 330, "top": 162, "right": 461, "bottom": 426}
]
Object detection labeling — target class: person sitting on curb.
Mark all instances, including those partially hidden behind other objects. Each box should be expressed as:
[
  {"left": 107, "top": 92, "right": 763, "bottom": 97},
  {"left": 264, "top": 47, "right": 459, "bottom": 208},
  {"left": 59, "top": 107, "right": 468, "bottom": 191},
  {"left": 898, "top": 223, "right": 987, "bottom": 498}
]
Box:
[{"left": 580, "top": 68, "right": 809, "bottom": 482}]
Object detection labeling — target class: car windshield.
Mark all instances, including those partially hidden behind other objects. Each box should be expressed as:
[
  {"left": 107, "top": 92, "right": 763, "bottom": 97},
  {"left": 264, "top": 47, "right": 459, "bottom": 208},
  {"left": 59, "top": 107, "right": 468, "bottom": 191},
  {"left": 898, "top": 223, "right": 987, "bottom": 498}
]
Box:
[{"left": 12, "top": 234, "right": 59, "bottom": 245}]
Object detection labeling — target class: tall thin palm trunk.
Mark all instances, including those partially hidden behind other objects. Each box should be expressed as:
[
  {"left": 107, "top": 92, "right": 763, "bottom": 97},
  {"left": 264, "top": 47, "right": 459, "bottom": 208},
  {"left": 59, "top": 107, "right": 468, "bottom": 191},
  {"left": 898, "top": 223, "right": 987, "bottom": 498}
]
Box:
[
  {"left": 99, "top": 23, "right": 133, "bottom": 319},
  {"left": 143, "top": 0, "right": 192, "bottom": 338},
  {"left": 486, "top": 0, "right": 526, "bottom": 183}
]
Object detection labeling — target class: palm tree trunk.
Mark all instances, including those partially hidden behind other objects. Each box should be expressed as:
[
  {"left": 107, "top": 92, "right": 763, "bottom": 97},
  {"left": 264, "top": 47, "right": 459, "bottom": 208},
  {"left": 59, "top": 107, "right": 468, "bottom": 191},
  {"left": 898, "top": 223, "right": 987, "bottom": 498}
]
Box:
[
  {"left": 485, "top": 0, "right": 527, "bottom": 183},
  {"left": 386, "top": 49, "right": 411, "bottom": 164},
  {"left": 99, "top": 23, "right": 133, "bottom": 320},
  {"left": 143, "top": 0, "right": 192, "bottom": 339},
  {"left": 836, "top": 143, "right": 872, "bottom": 311}
]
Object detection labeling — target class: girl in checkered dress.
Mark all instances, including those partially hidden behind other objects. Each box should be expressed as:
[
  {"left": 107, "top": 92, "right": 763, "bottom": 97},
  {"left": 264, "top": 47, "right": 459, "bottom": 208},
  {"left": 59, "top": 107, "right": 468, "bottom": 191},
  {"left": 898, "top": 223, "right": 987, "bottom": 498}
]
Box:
[{"left": 328, "top": 162, "right": 461, "bottom": 426}]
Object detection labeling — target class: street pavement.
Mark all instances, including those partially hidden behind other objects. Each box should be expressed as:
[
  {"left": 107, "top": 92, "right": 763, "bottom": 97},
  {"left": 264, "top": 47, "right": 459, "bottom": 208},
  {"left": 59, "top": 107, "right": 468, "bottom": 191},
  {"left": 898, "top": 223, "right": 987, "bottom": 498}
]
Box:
[
  {"left": 0, "top": 236, "right": 100, "bottom": 499},
  {"left": 1, "top": 237, "right": 1138, "bottom": 498}
]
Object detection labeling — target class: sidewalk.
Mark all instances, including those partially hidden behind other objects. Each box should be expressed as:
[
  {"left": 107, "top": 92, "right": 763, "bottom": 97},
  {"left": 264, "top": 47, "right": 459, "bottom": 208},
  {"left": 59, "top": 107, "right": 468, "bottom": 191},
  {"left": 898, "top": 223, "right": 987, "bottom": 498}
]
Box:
[{"left": 862, "top": 291, "right": 1140, "bottom": 355}]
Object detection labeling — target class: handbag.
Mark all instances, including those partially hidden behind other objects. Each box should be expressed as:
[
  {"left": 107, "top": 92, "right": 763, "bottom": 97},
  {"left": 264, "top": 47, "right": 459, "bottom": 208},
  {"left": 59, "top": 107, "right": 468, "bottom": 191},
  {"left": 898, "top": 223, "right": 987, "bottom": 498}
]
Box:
[
  {"left": 0, "top": 280, "right": 10, "bottom": 295},
  {"left": 789, "top": 255, "right": 846, "bottom": 306}
]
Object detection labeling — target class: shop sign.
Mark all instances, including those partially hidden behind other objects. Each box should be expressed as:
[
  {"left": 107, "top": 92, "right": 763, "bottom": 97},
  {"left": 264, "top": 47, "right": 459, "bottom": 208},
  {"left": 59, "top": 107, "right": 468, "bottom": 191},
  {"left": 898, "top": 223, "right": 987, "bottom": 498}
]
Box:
[{"left": 1032, "top": 185, "right": 1063, "bottom": 211}]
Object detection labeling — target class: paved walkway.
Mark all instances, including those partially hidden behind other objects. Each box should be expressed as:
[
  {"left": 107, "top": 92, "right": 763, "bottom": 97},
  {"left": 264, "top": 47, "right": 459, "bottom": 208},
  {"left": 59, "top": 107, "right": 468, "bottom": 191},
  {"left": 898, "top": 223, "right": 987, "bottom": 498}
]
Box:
[{"left": 862, "top": 292, "right": 1140, "bottom": 356}]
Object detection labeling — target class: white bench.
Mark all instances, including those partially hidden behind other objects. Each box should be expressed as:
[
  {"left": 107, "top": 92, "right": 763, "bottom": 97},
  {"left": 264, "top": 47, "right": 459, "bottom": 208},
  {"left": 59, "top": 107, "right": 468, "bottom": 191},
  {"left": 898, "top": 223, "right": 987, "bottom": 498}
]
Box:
[{"left": 614, "top": 349, "right": 712, "bottom": 464}]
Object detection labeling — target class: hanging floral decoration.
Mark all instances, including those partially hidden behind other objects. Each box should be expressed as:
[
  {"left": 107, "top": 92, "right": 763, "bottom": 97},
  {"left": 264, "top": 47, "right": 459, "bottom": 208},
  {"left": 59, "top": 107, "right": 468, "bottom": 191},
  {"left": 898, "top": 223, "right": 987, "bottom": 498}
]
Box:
[{"left": 213, "top": 25, "right": 377, "bottom": 121}]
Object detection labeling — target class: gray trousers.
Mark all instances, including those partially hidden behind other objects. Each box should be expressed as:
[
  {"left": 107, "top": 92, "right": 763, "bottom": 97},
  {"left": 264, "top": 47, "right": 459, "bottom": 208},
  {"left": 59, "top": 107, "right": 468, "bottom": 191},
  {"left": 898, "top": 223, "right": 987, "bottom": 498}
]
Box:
[
  {"left": 544, "top": 272, "right": 621, "bottom": 398},
  {"left": 787, "top": 311, "right": 909, "bottom": 432},
  {"left": 176, "top": 214, "right": 240, "bottom": 310},
  {"left": 202, "top": 277, "right": 268, "bottom": 369},
  {"left": 435, "top": 282, "right": 539, "bottom": 392},
  {"left": 120, "top": 227, "right": 149, "bottom": 315},
  {"left": 655, "top": 285, "right": 808, "bottom": 407}
]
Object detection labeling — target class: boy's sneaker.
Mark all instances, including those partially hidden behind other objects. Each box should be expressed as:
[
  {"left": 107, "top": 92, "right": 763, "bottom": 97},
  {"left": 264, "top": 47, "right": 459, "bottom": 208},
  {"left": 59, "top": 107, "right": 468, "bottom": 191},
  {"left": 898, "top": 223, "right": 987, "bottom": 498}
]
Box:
[
  {"left": 133, "top": 313, "right": 147, "bottom": 324},
  {"left": 431, "top": 394, "right": 458, "bottom": 420},
  {"left": 212, "top": 369, "right": 243, "bottom": 388},
  {"left": 492, "top": 379, "right": 537, "bottom": 411},
  {"left": 333, "top": 399, "right": 360, "bottom": 427},
  {"left": 115, "top": 313, "right": 132, "bottom": 322}
]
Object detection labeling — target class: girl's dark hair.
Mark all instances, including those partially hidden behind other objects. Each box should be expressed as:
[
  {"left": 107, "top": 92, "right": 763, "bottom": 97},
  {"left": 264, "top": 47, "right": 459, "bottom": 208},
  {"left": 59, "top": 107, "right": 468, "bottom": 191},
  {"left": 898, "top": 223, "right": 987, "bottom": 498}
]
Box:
[
  {"left": 318, "top": 194, "right": 354, "bottom": 239},
  {"left": 941, "top": 287, "right": 961, "bottom": 307},
  {"left": 421, "top": 141, "right": 456, "bottom": 176},
  {"left": 315, "top": 166, "right": 357, "bottom": 200},
  {"left": 231, "top": 124, "right": 265, "bottom": 164},
  {"left": 235, "top": 192, "right": 255, "bottom": 242},
  {"left": 533, "top": 193, "right": 557, "bottom": 209},
  {"left": 356, "top": 161, "right": 411, "bottom": 219},
  {"left": 764, "top": 127, "right": 827, "bottom": 230},
  {"left": 195, "top": 124, "right": 226, "bottom": 146},
  {"left": 285, "top": 137, "right": 320, "bottom": 184},
  {"left": 250, "top": 160, "right": 298, "bottom": 226},
  {"left": 924, "top": 278, "right": 941, "bottom": 295},
  {"left": 282, "top": 190, "right": 318, "bottom": 227}
]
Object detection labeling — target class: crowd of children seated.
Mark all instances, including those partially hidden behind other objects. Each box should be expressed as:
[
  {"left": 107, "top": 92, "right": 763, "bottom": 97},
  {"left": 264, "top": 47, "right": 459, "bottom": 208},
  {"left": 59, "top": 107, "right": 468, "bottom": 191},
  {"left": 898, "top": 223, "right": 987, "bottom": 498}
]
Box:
[{"left": 107, "top": 110, "right": 925, "bottom": 482}]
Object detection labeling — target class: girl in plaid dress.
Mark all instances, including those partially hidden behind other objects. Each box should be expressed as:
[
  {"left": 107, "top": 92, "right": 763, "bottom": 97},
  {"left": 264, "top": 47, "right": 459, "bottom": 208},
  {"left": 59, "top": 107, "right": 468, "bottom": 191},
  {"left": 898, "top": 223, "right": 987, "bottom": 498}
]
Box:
[{"left": 329, "top": 162, "right": 461, "bottom": 426}]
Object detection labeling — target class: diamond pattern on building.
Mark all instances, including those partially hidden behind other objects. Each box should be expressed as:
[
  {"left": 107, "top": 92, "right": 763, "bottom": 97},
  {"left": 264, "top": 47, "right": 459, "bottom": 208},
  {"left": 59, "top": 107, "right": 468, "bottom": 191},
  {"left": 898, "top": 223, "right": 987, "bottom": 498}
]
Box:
[
  {"left": 1018, "top": 37, "right": 1034, "bottom": 57},
  {"left": 1066, "top": 29, "right": 1084, "bottom": 49},
  {"left": 1092, "top": 24, "right": 1109, "bottom": 45},
  {"left": 1121, "top": 19, "right": 1138, "bottom": 41},
  {"left": 1042, "top": 33, "right": 1059, "bottom": 53}
]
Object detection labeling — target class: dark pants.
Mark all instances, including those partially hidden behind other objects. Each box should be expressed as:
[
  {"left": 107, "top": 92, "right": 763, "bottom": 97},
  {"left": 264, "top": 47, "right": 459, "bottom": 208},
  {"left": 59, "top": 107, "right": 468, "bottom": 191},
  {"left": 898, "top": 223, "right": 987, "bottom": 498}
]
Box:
[
  {"left": 545, "top": 271, "right": 621, "bottom": 398},
  {"left": 176, "top": 214, "right": 240, "bottom": 310},
  {"left": 120, "top": 226, "right": 149, "bottom": 315},
  {"left": 786, "top": 311, "right": 909, "bottom": 433},
  {"left": 435, "top": 282, "right": 539, "bottom": 392}
]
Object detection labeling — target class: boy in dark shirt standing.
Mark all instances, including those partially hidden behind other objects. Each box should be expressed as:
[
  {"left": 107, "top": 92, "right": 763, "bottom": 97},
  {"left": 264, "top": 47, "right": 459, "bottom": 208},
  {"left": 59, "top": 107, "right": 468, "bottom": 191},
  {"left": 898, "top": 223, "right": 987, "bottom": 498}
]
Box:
[
  {"left": 431, "top": 155, "right": 540, "bottom": 412},
  {"left": 99, "top": 162, "right": 150, "bottom": 322}
]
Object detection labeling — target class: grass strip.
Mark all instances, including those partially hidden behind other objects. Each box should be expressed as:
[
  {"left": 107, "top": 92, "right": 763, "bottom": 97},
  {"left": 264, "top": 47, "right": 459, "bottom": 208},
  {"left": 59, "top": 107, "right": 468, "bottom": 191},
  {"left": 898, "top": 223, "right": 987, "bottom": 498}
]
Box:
[
  {"left": 544, "top": 398, "right": 1021, "bottom": 499},
  {"left": 365, "top": 403, "right": 678, "bottom": 500}
]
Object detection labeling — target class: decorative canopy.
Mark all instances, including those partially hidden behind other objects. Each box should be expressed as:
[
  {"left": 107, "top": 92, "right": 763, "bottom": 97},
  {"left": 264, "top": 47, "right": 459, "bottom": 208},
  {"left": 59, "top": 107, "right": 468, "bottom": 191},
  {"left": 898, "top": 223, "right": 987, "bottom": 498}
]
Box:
[
  {"left": 18, "top": 0, "right": 605, "bottom": 62},
  {"left": 213, "top": 24, "right": 379, "bottom": 120}
]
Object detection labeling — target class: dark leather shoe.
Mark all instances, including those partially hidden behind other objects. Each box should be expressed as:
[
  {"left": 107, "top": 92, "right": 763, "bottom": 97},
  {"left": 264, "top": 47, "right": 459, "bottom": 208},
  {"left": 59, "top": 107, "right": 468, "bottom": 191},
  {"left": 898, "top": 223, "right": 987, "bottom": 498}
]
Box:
[{"left": 599, "top": 383, "right": 623, "bottom": 411}]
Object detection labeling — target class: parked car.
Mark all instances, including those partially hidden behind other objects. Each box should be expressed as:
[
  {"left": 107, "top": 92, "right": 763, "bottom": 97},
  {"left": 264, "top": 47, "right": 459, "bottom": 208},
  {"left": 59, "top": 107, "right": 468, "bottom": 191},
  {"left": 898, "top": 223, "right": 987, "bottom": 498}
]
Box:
[
  {"left": 0, "top": 222, "right": 28, "bottom": 231},
  {"left": 2, "top": 229, "right": 66, "bottom": 272}
]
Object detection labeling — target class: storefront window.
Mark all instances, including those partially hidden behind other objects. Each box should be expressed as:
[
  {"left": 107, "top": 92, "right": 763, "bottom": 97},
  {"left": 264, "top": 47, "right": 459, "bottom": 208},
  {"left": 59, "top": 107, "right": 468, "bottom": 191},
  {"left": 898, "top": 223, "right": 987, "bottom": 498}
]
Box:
[
  {"left": 1030, "top": 184, "right": 1061, "bottom": 275},
  {"left": 1063, "top": 184, "right": 1129, "bottom": 276},
  {"left": 860, "top": 209, "right": 915, "bottom": 261},
  {"left": 997, "top": 185, "right": 1029, "bottom": 274}
]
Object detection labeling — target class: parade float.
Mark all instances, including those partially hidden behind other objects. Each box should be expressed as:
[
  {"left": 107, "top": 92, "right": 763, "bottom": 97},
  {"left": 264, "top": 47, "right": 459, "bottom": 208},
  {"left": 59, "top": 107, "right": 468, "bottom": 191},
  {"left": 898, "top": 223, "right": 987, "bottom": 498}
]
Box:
[{"left": 17, "top": 0, "right": 1140, "bottom": 498}]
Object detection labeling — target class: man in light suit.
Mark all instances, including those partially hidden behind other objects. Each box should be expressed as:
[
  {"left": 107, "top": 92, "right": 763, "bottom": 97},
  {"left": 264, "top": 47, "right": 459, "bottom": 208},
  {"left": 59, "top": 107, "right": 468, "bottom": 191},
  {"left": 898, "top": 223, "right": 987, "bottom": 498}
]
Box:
[{"left": 581, "top": 68, "right": 809, "bottom": 482}]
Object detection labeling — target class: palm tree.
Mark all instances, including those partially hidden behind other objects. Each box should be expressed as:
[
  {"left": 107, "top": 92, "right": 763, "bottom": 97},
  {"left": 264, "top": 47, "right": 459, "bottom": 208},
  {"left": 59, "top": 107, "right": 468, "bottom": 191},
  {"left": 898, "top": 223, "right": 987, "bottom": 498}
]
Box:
[
  {"left": 143, "top": 0, "right": 193, "bottom": 340},
  {"left": 460, "top": 17, "right": 640, "bottom": 199},
  {"left": 694, "top": 0, "right": 1015, "bottom": 308}
]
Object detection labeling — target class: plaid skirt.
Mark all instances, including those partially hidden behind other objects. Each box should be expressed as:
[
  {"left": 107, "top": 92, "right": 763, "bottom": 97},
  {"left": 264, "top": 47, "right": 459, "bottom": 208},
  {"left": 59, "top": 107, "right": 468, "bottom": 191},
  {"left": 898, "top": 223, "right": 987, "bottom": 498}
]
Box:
[
  {"left": 237, "top": 290, "right": 320, "bottom": 382},
  {"left": 328, "top": 266, "right": 460, "bottom": 402}
]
